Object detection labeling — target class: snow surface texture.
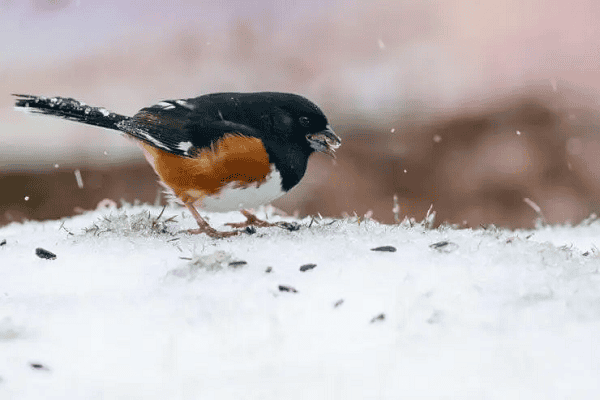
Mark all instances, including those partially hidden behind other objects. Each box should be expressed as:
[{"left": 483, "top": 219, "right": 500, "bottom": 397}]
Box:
[{"left": 1, "top": 204, "right": 600, "bottom": 399}]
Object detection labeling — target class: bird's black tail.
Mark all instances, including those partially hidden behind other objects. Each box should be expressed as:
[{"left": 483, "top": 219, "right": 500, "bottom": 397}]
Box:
[{"left": 13, "top": 94, "right": 129, "bottom": 131}]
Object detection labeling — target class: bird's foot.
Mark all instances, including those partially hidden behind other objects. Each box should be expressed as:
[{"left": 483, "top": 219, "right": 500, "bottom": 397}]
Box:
[{"left": 225, "top": 210, "right": 276, "bottom": 228}]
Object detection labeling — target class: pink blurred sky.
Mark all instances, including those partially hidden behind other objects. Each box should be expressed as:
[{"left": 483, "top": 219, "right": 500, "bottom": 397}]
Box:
[
  {"left": 2, "top": 0, "right": 599, "bottom": 103},
  {"left": 1, "top": 0, "right": 336, "bottom": 65}
]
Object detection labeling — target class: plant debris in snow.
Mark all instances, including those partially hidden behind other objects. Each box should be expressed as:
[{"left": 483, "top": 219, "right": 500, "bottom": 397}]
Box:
[{"left": 82, "top": 208, "right": 177, "bottom": 237}]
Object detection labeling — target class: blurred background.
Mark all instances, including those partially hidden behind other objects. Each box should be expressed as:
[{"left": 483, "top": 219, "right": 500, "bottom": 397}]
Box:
[{"left": 2, "top": 0, "right": 600, "bottom": 228}]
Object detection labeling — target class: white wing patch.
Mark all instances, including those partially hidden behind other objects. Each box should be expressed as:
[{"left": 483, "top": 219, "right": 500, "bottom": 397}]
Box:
[
  {"left": 120, "top": 122, "right": 171, "bottom": 150},
  {"left": 155, "top": 100, "right": 194, "bottom": 110},
  {"left": 98, "top": 107, "right": 110, "bottom": 117},
  {"left": 175, "top": 99, "right": 195, "bottom": 110},
  {"left": 156, "top": 101, "right": 175, "bottom": 110},
  {"left": 177, "top": 141, "right": 194, "bottom": 155}
]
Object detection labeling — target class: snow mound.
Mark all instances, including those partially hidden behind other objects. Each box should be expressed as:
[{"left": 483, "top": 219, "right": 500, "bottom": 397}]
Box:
[{"left": 1, "top": 205, "right": 599, "bottom": 399}]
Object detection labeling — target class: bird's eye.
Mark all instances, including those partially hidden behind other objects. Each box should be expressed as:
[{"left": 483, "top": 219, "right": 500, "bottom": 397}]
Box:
[{"left": 299, "top": 116, "right": 310, "bottom": 127}]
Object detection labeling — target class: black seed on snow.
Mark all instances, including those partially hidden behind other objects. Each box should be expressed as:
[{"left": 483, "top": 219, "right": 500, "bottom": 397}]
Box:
[
  {"left": 228, "top": 261, "right": 247, "bottom": 267},
  {"left": 30, "top": 363, "right": 49, "bottom": 371},
  {"left": 265, "top": 267, "right": 273, "bottom": 273},
  {"left": 430, "top": 241, "right": 449, "bottom": 248},
  {"left": 583, "top": 251, "right": 590, "bottom": 256},
  {"left": 371, "top": 246, "right": 396, "bottom": 252},
  {"left": 429, "top": 241, "right": 458, "bottom": 252},
  {"left": 370, "top": 313, "right": 385, "bottom": 323},
  {"left": 245, "top": 226, "right": 256, "bottom": 234},
  {"left": 299, "top": 263, "right": 317, "bottom": 272},
  {"left": 35, "top": 248, "right": 56, "bottom": 260},
  {"left": 0, "top": 239, "right": 6, "bottom": 246},
  {"left": 279, "top": 222, "right": 301, "bottom": 231},
  {"left": 278, "top": 285, "right": 297, "bottom": 293},
  {"left": 334, "top": 299, "right": 344, "bottom": 308}
]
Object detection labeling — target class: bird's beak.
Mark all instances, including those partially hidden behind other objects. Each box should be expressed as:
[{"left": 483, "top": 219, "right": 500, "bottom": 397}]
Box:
[{"left": 306, "top": 125, "right": 341, "bottom": 158}]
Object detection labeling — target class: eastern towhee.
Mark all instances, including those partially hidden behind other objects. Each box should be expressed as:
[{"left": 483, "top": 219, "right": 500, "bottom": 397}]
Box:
[{"left": 13, "top": 92, "right": 341, "bottom": 237}]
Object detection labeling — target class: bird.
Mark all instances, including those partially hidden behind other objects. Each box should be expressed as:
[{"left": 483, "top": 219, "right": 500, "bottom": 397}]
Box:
[{"left": 13, "top": 92, "right": 341, "bottom": 238}]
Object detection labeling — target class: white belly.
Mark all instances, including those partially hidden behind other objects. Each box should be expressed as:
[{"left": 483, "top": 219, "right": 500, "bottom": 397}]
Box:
[{"left": 195, "top": 168, "right": 286, "bottom": 212}]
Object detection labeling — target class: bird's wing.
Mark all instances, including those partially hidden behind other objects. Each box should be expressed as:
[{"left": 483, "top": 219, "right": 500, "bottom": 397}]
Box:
[{"left": 117, "top": 99, "right": 259, "bottom": 157}]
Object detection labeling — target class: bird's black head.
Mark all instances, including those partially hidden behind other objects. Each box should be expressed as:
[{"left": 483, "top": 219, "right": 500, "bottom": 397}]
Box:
[{"left": 242, "top": 92, "right": 341, "bottom": 158}]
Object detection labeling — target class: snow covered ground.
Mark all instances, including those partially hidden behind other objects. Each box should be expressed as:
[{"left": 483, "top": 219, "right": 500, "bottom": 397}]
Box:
[{"left": 0, "top": 204, "right": 599, "bottom": 399}]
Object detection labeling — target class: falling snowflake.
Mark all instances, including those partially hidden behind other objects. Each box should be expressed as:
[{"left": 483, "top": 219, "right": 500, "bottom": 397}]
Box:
[{"left": 74, "top": 169, "right": 84, "bottom": 189}]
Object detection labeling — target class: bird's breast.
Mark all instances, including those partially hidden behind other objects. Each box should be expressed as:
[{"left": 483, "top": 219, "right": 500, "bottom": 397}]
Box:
[{"left": 138, "top": 135, "right": 286, "bottom": 212}]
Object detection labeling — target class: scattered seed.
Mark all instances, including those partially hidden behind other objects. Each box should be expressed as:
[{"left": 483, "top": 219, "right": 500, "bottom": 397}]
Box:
[
  {"left": 265, "top": 266, "right": 273, "bottom": 273},
  {"left": 278, "top": 222, "right": 301, "bottom": 231},
  {"left": 370, "top": 313, "right": 385, "bottom": 323},
  {"left": 583, "top": 251, "right": 590, "bottom": 256},
  {"left": 35, "top": 248, "right": 56, "bottom": 260},
  {"left": 245, "top": 226, "right": 257, "bottom": 235},
  {"left": 371, "top": 246, "right": 396, "bottom": 252},
  {"left": 334, "top": 299, "right": 344, "bottom": 308},
  {"left": 278, "top": 285, "right": 297, "bottom": 293},
  {"left": 228, "top": 261, "right": 247, "bottom": 268},
  {"left": 299, "top": 263, "right": 317, "bottom": 272},
  {"left": 29, "top": 363, "right": 50, "bottom": 371},
  {"left": 429, "top": 241, "right": 458, "bottom": 252},
  {"left": 0, "top": 239, "right": 6, "bottom": 246}
]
